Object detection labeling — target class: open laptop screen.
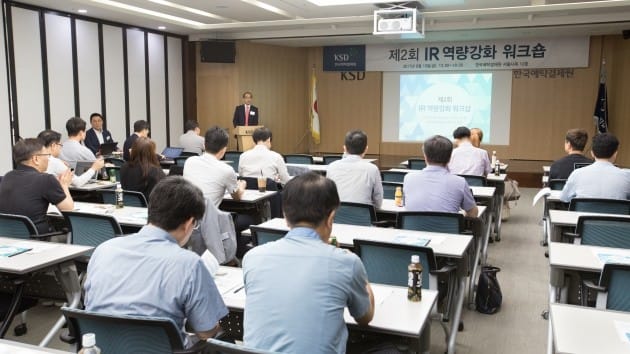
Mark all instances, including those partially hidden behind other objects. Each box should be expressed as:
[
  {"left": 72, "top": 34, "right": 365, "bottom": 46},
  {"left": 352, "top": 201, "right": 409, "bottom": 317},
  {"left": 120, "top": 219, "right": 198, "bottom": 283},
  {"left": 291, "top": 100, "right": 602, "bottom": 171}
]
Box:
[{"left": 161, "top": 147, "right": 184, "bottom": 159}]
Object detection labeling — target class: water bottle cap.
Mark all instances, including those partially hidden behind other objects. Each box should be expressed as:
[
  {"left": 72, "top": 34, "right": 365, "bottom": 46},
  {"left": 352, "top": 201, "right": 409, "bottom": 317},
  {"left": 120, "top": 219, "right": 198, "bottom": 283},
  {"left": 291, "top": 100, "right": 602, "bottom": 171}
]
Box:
[
  {"left": 411, "top": 255, "right": 420, "bottom": 263},
  {"left": 82, "top": 333, "right": 96, "bottom": 347}
]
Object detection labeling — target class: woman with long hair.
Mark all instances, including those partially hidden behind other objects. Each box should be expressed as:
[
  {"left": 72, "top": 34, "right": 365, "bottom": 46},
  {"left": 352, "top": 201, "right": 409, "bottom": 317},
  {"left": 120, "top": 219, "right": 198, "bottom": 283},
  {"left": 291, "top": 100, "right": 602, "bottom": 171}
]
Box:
[{"left": 120, "top": 137, "right": 166, "bottom": 199}]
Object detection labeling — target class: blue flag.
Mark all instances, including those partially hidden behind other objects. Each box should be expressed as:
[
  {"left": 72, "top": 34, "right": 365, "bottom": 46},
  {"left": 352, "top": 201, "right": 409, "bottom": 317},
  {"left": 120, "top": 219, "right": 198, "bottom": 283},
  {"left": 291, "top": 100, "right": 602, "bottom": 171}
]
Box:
[{"left": 593, "top": 61, "right": 608, "bottom": 134}]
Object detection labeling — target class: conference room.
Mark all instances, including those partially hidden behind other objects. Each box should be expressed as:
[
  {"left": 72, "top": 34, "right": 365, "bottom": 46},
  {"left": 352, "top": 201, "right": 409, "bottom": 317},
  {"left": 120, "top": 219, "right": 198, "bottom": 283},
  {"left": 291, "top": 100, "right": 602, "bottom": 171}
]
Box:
[{"left": 0, "top": 0, "right": 630, "bottom": 353}]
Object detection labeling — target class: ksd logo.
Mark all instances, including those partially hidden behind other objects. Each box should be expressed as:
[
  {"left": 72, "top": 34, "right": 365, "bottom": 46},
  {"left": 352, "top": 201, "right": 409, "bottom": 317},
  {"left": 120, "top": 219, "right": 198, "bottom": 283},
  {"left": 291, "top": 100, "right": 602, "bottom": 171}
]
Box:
[{"left": 340, "top": 72, "right": 365, "bottom": 81}]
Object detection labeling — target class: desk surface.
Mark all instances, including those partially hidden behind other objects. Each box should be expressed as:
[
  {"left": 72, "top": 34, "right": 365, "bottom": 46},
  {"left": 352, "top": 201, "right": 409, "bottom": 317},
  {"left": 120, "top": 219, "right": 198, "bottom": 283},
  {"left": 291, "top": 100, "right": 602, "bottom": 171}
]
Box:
[
  {"left": 551, "top": 303, "right": 630, "bottom": 354},
  {"left": 547, "top": 242, "right": 630, "bottom": 273},
  {"left": 285, "top": 163, "right": 328, "bottom": 172},
  {"left": 0, "top": 339, "right": 71, "bottom": 353},
  {"left": 214, "top": 266, "right": 438, "bottom": 338},
  {"left": 0, "top": 237, "right": 92, "bottom": 275},
  {"left": 69, "top": 180, "right": 116, "bottom": 191},
  {"left": 222, "top": 189, "right": 277, "bottom": 203},
  {"left": 549, "top": 209, "right": 630, "bottom": 227},
  {"left": 377, "top": 200, "right": 486, "bottom": 218},
  {"left": 312, "top": 156, "right": 377, "bottom": 164},
  {"left": 244, "top": 218, "right": 472, "bottom": 258},
  {"left": 388, "top": 168, "right": 507, "bottom": 182},
  {"left": 48, "top": 201, "right": 148, "bottom": 227}
]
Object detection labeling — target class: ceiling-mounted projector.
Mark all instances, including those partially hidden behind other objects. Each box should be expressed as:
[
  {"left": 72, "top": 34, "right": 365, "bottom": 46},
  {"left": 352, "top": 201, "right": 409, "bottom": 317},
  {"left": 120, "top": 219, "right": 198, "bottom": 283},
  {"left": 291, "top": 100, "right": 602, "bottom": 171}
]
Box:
[{"left": 373, "top": 8, "right": 424, "bottom": 38}]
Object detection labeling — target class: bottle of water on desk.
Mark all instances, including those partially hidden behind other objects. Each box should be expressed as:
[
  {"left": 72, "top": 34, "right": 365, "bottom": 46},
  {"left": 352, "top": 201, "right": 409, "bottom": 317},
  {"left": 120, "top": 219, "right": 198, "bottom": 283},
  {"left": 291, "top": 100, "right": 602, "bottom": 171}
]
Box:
[
  {"left": 407, "top": 255, "right": 422, "bottom": 302},
  {"left": 79, "top": 333, "right": 101, "bottom": 354},
  {"left": 395, "top": 186, "right": 403, "bottom": 207},
  {"left": 115, "top": 183, "right": 124, "bottom": 208}
]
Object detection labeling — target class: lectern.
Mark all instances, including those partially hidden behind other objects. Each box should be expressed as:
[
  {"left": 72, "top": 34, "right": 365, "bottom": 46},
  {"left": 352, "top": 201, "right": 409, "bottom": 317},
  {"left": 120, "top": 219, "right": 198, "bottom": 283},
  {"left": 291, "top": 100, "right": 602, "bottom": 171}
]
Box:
[{"left": 234, "top": 125, "right": 263, "bottom": 152}]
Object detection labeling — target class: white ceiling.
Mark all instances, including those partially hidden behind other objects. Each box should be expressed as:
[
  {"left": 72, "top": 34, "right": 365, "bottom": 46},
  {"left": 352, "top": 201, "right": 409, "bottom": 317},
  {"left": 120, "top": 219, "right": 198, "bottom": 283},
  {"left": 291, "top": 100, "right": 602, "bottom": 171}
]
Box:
[{"left": 15, "top": 0, "right": 630, "bottom": 46}]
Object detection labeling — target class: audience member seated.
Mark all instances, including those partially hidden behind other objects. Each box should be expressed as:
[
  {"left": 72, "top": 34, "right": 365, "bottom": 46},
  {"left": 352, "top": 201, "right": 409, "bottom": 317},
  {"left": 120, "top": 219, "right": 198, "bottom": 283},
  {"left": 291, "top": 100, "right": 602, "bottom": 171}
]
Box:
[
  {"left": 549, "top": 128, "right": 593, "bottom": 180},
  {"left": 326, "top": 130, "right": 383, "bottom": 208},
  {"left": 238, "top": 127, "right": 290, "bottom": 185},
  {"left": 0, "top": 138, "right": 74, "bottom": 234},
  {"left": 448, "top": 126, "right": 491, "bottom": 176},
  {"left": 123, "top": 120, "right": 150, "bottom": 161},
  {"left": 560, "top": 133, "right": 630, "bottom": 202},
  {"left": 242, "top": 172, "right": 374, "bottom": 353},
  {"left": 179, "top": 120, "right": 205, "bottom": 155},
  {"left": 120, "top": 137, "right": 166, "bottom": 199},
  {"left": 404, "top": 135, "right": 478, "bottom": 217},
  {"left": 470, "top": 127, "right": 483, "bottom": 148},
  {"left": 84, "top": 113, "right": 115, "bottom": 155},
  {"left": 59, "top": 116, "right": 97, "bottom": 163},
  {"left": 84, "top": 177, "right": 228, "bottom": 347},
  {"left": 38, "top": 129, "right": 104, "bottom": 187}
]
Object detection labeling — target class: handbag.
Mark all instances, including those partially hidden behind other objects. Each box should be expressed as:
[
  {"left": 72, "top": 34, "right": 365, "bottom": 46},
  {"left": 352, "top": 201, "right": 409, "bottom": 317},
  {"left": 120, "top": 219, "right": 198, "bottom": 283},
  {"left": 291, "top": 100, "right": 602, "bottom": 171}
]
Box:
[{"left": 476, "top": 265, "right": 503, "bottom": 314}]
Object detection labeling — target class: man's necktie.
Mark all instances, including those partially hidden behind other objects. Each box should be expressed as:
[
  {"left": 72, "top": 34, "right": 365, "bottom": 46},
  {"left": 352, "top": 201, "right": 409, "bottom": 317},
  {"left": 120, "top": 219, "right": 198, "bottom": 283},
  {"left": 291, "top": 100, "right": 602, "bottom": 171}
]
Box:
[{"left": 245, "top": 105, "right": 250, "bottom": 126}]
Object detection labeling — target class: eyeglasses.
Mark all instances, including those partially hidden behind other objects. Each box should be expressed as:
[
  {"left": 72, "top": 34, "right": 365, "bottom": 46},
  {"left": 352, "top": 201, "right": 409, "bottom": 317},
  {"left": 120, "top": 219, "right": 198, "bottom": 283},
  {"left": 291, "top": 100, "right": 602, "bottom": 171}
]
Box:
[{"left": 192, "top": 219, "right": 200, "bottom": 230}]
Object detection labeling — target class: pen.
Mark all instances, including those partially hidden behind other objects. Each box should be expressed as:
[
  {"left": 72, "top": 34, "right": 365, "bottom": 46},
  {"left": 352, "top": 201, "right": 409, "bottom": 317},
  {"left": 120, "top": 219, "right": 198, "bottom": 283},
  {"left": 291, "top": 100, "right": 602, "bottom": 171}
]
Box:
[{"left": 233, "top": 285, "right": 244, "bottom": 294}]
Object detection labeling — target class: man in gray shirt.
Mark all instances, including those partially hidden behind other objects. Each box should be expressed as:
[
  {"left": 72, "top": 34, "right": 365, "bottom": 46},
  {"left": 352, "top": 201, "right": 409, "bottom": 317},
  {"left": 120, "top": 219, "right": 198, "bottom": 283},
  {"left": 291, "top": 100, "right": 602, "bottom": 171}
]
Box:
[
  {"left": 59, "top": 116, "right": 97, "bottom": 164},
  {"left": 179, "top": 120, "right": 205, "bottom": 155},
  {"left": 327, "top": 130, "right": 383, "bottom": 208}
]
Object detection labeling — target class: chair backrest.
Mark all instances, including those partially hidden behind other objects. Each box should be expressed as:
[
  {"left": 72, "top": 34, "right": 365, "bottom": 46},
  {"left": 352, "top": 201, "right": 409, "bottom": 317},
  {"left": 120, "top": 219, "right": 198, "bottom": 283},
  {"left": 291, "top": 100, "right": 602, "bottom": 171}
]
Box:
[
  {"left": 382, "top": 181, "right": 403, "bottom": 200},
  {"left": 574, "top": 162, "right": 592, "bottom": 170},
  {"left": 174, "top": 156, "right": 189, "bottom": 167},
  {"left": 334, "top": 202, "right": 376, "bottom": 227},
  {"left": 381, "top": 171, "right": 408, "bottom": 183},
  {"left": 323, "top": 155, "right": 342, "bottom": 165},
  {"left": 240, "top": 177, "right": 279, "bottom": 191},
  {"left": 569, "top": 198, "right": 630, "bottom": 214},
  {"left": 168, "top": 165, "right": 184, "bottom": 176},
  {"left": 61, "top": 307, "right": 186, "bottom": 354},
  {"left": 63, "top": 211, "right": 123, "bottom": 251},
  {"left": 205, "top": 338, "right": 277, "bottom": 354},
  {"left": 0, "top": 213, "right": 38, "bottom": 239},
  {"left": 105, "top": 166, "right": 120, "bottom": 183},
  {"left": 353, "top": 239, "right": 437, "bottom": 289},
  {"left": 105, "top": 157, "right": 125, "bottom": 167},
  {"left": 223, "top": 151, "right": 241, "bottom": 172},
  {"left": 598, "top": 263, "right": 630, "bottom": 312},
  {"left": 284, "top": 154, "right": 314, "bottom": 165},
  {"left": 250, "top": 226, "right": 287, "bottom": 246},
  {"left": 180, "top": 151, "right": 198, "bottom": 157},
  {"left": 576, "top": 215, "right": 630, "bottom": 248},
  {"left": 548, "top": 179, "right": 567, "bottom": 191},
  {"left": 100, "top": 190, "right": 148, "bottom": 207},
  {"left": 458, "top": 174, "right": 486, "bottom": 187},
  {"left": 396, "top": 211, "right": 465, "bottom": 234},
  {"left": 408, "top": 158, "right": 426, "bottom": 170}
]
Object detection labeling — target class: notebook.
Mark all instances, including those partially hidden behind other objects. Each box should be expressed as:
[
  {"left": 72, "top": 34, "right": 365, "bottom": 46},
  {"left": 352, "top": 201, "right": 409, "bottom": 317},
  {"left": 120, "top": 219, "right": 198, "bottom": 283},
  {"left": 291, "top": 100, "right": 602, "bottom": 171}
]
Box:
[
  {"left": 161, "top": 147, "right": 184, "bottom": 159},
  {"left": 99, "top": 142, "right": 118, "bottom": 156},
  {"left": 0, "top": 245, "right": 32, "bottom": 257}
]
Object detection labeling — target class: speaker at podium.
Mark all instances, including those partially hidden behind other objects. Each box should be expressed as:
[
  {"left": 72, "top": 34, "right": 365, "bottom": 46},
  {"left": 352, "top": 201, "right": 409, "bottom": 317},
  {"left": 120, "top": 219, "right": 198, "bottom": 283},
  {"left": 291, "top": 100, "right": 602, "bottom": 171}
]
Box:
[{"left": 234, "top": 125, "right": 264, "bottom": 152}]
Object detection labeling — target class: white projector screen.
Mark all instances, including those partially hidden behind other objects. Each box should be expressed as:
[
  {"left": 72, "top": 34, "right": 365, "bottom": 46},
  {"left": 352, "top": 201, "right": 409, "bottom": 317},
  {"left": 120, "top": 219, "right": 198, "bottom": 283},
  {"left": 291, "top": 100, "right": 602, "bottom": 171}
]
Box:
[{"left": 382, "top": 71, "right": 511, "bottom": 145}]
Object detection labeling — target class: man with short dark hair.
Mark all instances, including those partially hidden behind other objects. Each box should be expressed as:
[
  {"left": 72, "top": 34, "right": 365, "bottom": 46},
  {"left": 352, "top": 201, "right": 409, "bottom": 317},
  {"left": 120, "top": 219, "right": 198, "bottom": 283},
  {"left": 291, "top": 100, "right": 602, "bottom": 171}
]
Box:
[
  {"left": 84, "top": 113, "right": 115, "bottom": 155},
  {"left": 404, "top": 135, "right": 478, "bottom": 217},
  {"left": 123, "top": 120, "right": 150, "bottom": 161},
  {"left": 232, "top": 91, "right": 259, "bottom": 127},
  {"left": 560, "top": 133, "right": 630, "bottom": 202},
  {"left": 326, "top": 130, "right": 383, "bottom": 208},
  {"left": 179, "top": 120, "right": 205, "bottom": 155},
  {"left": 184, "top": 126, "right": 246, "bottom": 207},
  {"left": 549, "top": 128, "right": 593, "bottom": 180},
  {"left": 59, "top": 117, "right": 97, "bottom": 163},
  {"left": 84, "top": 176, "right": 228, "bottom": 346},
  {"left": 38, "top": 129, "right": 104, "bottom": 187},
  {"left": 0, "top": 138, "right": 74, "bottom": 234},
  {"left": 238, "top": 127, "right": 290, "bottom": 184},
  {"left": 243, "top": 172, "right": 374, "bottom": 354},
  {"left": 448, "top": 126, "right": 491, "bottom": 176}
]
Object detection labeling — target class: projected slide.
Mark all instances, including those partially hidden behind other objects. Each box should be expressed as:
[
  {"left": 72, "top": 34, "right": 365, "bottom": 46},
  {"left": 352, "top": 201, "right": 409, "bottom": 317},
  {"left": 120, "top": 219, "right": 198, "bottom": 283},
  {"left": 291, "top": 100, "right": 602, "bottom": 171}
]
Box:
[{"left": 399, "top": 73, "right": 492, "bottom": 141}]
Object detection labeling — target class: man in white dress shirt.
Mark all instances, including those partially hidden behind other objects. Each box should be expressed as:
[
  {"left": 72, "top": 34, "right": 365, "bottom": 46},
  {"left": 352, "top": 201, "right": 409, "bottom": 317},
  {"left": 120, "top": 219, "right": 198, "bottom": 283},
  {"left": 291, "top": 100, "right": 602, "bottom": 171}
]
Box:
[
  {"left": 448, "top": 126, "right": 491, "bottom": 176},
  {"left": 238, "top": 127, "right": 290, "bottom": 185}
]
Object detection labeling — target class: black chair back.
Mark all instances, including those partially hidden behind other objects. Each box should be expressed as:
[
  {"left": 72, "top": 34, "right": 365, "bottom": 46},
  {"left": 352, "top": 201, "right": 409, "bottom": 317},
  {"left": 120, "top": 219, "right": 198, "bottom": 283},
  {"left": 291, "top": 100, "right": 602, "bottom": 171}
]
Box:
[
  {"left": 548, "top": 179, "right": 567, "bottom": 190},
  {"left": 458, "top": 175, "right": 486, "bottom": 187},
  {"left": 396, "top": 211, "right": 465, "bottom": 234},
  {"left": 381, "top": 171, "right": 408, "bottom": 183},
  {"left": 382, "top": 181, "right": 403, "bottom": 200},
  {"left": 284, "top": 154, "right": 314, "bottom": 165},
  {"left": 250, "top": 226, "right": 288, "bottom": 246},
  {"left": 334, "top": 202, "right": 376, "bottom": 227},
  {"left": 408, "top": 158, "right": 426, "bottom": 170},
  {"left": 323, "top": 155, "right": 342, "bottom": 164},
  {"left": 569, "top": 198, "right": 630, "bottom": 215}
]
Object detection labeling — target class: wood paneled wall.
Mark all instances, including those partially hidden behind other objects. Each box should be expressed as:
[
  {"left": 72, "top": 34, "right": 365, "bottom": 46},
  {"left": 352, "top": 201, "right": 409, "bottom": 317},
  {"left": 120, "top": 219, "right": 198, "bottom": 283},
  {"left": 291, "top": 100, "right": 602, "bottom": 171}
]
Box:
[{"left": 195, "top": 35, "right": 630, "bottom": 166}]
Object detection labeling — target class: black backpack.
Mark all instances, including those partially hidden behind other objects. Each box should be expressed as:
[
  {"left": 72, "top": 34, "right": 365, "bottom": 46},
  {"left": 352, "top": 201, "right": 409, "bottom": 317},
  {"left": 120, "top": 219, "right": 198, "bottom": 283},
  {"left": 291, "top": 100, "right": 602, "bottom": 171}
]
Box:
[{"left": 476, "top": 266, "right": 502, "bottom": 314}]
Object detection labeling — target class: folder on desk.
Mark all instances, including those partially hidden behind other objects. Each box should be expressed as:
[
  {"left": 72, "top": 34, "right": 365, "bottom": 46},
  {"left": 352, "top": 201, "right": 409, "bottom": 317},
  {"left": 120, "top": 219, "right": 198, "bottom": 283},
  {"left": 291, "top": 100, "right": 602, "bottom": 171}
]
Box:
[{"left": 0, "top": 245, "right": 32, "bottom": 257}]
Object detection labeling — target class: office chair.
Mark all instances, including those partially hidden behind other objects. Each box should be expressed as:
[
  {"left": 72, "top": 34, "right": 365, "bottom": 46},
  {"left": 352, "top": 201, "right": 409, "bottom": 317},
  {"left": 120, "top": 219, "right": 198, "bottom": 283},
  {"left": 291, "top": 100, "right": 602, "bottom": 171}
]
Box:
[
  {"left": 408, "top": 158, "right": 427, "bottom": 170},
  {"left": 381, "top": 171, "right": 408, "bottom": 183},
  {"left": 99, "top": 190, "right": 148, "bottom": 207},
  {"left": 573, "top": 162, "right": 592, "bottom": 170},
  {"left": 568, "top": 198, "right": 630, "bottom": 215},
  {"left": 62, "top": 212, "right": 123, "bottom": 256},
  {"left": 382, "top": 181, "right": 403, "bottom": 200},
  {"left": 563, "top": 215, "right": 630, "bottom": 248},
  {"left": 583, "top": 263, "right": 630, "bottom": 312},
  {"left": 334, "top": 202, "right": 377, "bottom": 227},
  {"left": 0, "top": 213, "right": 62, "bottom": 240},
  {"left": 61, "top": 307, "right": 208, "bottom": 354},
  {"left": 223, "top": 151, "right": 241, "bottom": 172},
  {"left": 174, "top": 156, "right": 189, "bottom": 167},
  {"left": 458, "top": 175, "right": 486, "bottom": 187},
  {"left": 250, "top": 226, "right": 287, "bottom": 246},
  {"left": 396, "top": 211, "right": 465, "bottom": 235},
  {"left": 283, "top": 154, "right": 314, "bottom": 165},
  {"left": 548, "top": 179, "right": 567, "bottom": 191},
  {"left": 322, "top": 155, "right": 342, "bottom": 164}
]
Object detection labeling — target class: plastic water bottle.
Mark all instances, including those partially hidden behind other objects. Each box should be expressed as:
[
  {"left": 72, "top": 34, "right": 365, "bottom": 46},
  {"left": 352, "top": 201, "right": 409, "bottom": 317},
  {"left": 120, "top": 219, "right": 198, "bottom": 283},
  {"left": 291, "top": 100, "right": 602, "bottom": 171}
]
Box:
[
  {"left": 79, "top": 333, "right": 101, "bottom": 354},
  {"left": 491, "top": 151, "right": 497, "bottom": 167},
  {"left": 407, "top": 255, "right": 422, "bottom": 302},
  {"left": 395, "top": 186, "right": 403, "bottom": 207},
  {"left": 115, "top": 183, "right": 124, "bottom": 208}
]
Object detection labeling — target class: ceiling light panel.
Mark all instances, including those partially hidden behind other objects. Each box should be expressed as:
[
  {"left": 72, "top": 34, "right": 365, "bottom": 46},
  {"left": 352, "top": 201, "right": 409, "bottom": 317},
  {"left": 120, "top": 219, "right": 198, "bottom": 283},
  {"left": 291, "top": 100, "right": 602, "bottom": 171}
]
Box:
[
  {"left": 147, "top": 0, "right": 236, "bottom": 22},
  {"left": 91, "top": 0, "right": 205, "bottom": 27}
]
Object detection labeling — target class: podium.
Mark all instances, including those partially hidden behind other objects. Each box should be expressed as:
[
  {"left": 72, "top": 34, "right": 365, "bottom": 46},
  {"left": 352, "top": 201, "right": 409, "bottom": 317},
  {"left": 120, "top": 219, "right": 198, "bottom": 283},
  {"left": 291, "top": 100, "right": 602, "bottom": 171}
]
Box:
[{"left": 234, "top": 125, "right": 263, "bottom": 152}]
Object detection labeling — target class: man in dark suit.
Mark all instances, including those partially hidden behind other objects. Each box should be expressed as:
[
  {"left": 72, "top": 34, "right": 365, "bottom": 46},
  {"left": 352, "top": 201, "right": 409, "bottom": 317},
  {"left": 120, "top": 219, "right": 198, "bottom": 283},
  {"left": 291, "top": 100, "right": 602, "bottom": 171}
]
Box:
[
  {"left": 84, "top": 113, "right": 114, "bottom": 155},
  {"left": 232, "top": 91, "right": 259, "bottom": 127}
]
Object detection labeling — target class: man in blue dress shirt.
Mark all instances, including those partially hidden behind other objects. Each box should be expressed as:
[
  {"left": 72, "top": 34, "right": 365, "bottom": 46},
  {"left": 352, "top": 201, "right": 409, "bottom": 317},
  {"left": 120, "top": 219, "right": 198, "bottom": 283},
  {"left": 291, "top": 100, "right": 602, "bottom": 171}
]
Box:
[
  {"left": 242, "top": 172, "right": 375, "bottom": 354},
  {"left": 84, "top": 176, "right": 228, "bottom": 346}
]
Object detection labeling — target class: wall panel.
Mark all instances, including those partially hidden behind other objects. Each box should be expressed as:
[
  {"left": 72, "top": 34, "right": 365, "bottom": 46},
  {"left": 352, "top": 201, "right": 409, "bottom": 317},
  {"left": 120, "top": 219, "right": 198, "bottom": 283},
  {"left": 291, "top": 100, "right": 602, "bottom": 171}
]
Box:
[
  {"left": 45, "top": 14, "right": 74, "bottom": 136},
  {"left": 126, "top": 29, "right": 146, "bottom": 133},
  {"left": 0, "top": 8, "right": 13, "bottom": 173},
  {"left": 75, "top": 19, "right": 101, "bottom": 121},
  {"left": 102, "top": 25, "right": 126, "bottom": 142},
  {"left": 148, "top": 33, "right": 167, "bottom": 150},
  {"left": 167, "top": 37, "right": 184, "bottom": 144}
]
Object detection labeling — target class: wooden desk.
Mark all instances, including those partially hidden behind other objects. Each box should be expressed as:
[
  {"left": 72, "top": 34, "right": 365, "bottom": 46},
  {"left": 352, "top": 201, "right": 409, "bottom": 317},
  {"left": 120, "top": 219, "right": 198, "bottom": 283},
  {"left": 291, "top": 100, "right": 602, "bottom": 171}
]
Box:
[
  {"left": 0, "top": 237, "right": 92, "bottom": 347},
  {"left": 48, "top": 202, "right": 148, "bottom": 228},
  {"left": 551, "top": 304, "right": 630, "bottom": 354},
  {"left": 214, "top": 266, "right": 438, "bottom": 352},
  {"left": 0, "top": 339, "right": 71, "bottom": 353}
]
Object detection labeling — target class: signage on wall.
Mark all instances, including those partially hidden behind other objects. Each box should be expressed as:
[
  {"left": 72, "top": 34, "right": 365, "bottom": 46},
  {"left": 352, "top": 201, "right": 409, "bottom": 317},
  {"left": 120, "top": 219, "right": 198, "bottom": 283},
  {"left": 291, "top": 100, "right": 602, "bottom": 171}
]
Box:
[
  {"left": 340, "top": 72, "right": 365, "bottom": 80},
  {"left": 323, "top": 45, "right": 366, "bottom": 71},
  {"left": 366, "top": 37, "right": 589, "bottom": 71}
]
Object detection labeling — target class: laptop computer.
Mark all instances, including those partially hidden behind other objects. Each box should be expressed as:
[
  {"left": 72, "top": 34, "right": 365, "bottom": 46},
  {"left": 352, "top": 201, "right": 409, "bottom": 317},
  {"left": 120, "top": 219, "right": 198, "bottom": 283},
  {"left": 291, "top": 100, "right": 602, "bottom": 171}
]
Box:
[
  {"left": 161, "top": 147, "right": 184, "bottom": 159},
  {"left": 74, "top": 161, "right": 96, "bottom": 178},
  {"left": 99, "top": 142, "right": 118, "bottom": 156}
]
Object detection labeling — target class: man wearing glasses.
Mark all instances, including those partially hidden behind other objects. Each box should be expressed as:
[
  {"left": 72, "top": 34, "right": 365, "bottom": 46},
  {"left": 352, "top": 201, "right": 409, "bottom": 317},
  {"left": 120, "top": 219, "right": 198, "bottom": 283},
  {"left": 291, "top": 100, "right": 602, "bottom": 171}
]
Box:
[{"left": 0, "top": 138, "right": 74, "bottom": 234}]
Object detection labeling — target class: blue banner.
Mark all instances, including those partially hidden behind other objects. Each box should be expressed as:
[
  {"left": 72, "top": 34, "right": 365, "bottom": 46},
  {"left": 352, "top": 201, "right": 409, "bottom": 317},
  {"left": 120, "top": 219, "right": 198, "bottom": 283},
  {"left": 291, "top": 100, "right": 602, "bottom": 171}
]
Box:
[{"left": 323, "top": 45, "right": 365, "bottom": 72}]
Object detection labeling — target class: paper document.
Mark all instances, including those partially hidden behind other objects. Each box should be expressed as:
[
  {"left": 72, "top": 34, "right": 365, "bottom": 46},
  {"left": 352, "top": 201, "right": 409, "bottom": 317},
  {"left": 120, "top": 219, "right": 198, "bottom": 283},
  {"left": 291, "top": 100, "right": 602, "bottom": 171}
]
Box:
[
  {"left": 614, "top": 320, "right": 630, "bottom": 344},
  {"left": 372, "top": 286, "right": 394, "bottom": 306},
  {"left": 594, "top": 248, "right": 630, "bottom": 266},
  {"left": 0, "top": 245, "right": 31, "bottom": 258},
  {"left": 393, "top": 234, "right": 430, "bottom": 247},
  {"left": 532, "top": 187, "right": 551, "bottom": 206}
]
